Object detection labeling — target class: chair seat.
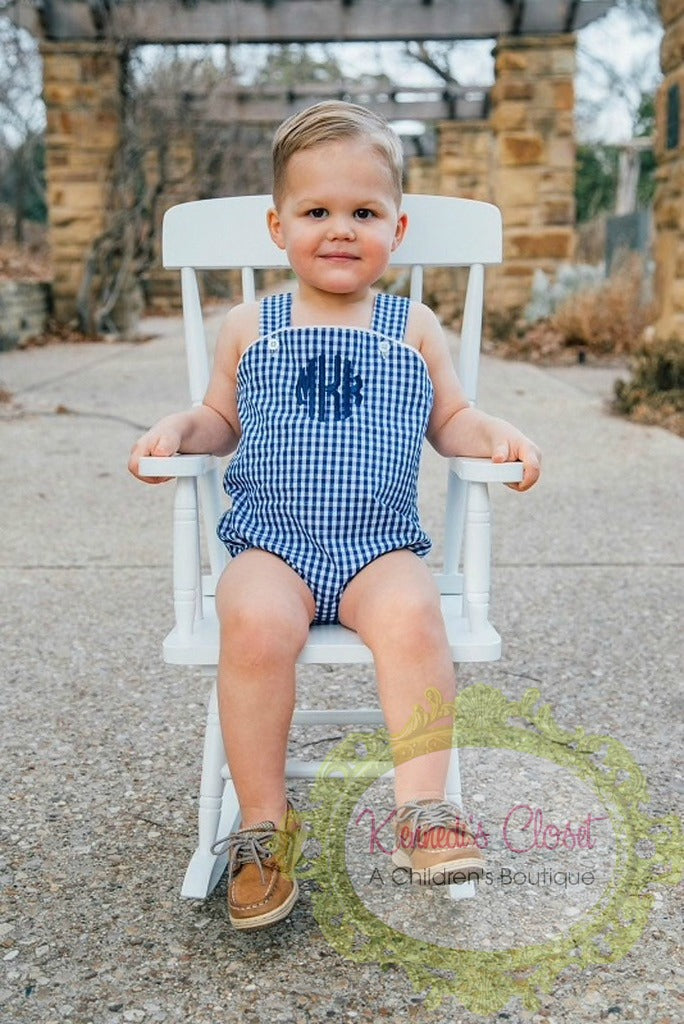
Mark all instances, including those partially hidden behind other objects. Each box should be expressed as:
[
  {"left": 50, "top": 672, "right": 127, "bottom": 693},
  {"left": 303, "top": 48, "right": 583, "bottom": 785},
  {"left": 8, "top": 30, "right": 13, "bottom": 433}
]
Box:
[{"left": 161, "top": 594, "right": 502, "bottom": 666}]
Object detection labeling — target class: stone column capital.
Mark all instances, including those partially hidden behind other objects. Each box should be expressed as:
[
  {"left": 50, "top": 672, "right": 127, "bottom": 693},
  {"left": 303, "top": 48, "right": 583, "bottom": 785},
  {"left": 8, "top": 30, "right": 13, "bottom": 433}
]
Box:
[
  {"left": 39, "top": 39, "right": 126, "bottom": 58},
  {"left": 493, "top": 33, "right": 577, "bottom": 55},
  {"left": 658, "top": 1, "right": 684, "bottom": 29}
]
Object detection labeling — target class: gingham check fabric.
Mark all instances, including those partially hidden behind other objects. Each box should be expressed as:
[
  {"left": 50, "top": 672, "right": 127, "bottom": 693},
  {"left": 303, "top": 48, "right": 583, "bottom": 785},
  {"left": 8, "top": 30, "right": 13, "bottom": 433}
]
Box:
[{"left": 217, "top": 291, "right": 434, "bottom": 623}]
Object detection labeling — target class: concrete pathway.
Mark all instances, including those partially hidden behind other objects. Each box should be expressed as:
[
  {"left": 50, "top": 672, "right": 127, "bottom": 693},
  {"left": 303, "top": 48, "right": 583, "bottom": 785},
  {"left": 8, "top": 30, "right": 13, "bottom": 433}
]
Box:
[{"left": 0, "top": 315, "right": 681, "bottom": 1023}]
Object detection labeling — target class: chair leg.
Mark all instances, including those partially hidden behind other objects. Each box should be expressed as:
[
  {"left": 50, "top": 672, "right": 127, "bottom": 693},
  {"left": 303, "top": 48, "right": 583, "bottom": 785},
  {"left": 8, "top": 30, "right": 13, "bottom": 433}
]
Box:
[
  {"left": 181, "top": 683, "right": 232, "bottom": 898},
  {"left": 215, "top": 778, "right": 241, "bottom": 853},
  {"left": 181, "top": 690, "right": 476, "bottom": 900},
  {"left": 445, "top": 744, "right": 477, "bottom": 901}
]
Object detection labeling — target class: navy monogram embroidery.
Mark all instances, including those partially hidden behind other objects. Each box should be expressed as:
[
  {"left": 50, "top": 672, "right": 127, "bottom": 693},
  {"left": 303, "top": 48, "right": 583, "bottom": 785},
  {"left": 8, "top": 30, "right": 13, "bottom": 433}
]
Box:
[{"left": 296, "top": 354, "right": 363, "bottom": 421}]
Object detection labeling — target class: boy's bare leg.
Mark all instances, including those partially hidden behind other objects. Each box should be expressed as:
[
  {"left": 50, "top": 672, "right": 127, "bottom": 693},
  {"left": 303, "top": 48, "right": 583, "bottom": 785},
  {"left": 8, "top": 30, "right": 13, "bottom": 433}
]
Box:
[
  {"left": 215, "top": 550, "right": 315, "bottom": 828},
  {"left": 339, "top": 550, "right": 455, "bottom": 806}
]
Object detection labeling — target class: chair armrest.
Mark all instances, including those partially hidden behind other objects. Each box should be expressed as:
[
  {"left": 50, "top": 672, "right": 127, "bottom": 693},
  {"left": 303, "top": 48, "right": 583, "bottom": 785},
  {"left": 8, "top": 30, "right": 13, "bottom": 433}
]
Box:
[
  {"left": 451, "top": 457, "right": 523, "bottom": 484},
  {"left": 138, "top": 454, "right": 220, "bottom": 477}
]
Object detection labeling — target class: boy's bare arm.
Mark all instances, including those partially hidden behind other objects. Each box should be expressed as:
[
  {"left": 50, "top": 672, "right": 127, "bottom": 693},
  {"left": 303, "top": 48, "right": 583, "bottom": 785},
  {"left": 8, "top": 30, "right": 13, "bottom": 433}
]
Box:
[
  {"left": 128, "top": 306, "right": 248, "bottom": 483},
  {"left": 412, "top": 304, "right": 541, "bottom": 492}
]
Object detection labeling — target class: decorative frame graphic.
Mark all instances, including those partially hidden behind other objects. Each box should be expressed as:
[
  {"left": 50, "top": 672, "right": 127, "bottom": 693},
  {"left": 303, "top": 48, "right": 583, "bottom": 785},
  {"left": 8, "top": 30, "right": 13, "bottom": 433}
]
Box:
[{"left": 299, "top": 684, "right": 682, "bottom": 1014}]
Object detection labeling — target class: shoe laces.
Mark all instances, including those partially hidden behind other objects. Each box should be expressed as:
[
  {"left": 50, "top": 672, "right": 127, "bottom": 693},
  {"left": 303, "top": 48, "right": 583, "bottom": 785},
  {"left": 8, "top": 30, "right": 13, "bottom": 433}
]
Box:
[
  {"left": 396, "top": 799, "right": 468, "bottom": 848},
  {"left": 212, "top": 823, "right": 280, "bottom": 887}
]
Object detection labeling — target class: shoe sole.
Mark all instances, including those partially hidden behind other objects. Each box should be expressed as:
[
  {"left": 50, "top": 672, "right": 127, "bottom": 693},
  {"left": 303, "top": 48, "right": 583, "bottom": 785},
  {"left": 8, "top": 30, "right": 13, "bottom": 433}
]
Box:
[
  {"left": 229, "top": 880, "right": 299, "bottom": 930},
  {"left": 391, "top": 851, "right": 485, "bottom": 885}
]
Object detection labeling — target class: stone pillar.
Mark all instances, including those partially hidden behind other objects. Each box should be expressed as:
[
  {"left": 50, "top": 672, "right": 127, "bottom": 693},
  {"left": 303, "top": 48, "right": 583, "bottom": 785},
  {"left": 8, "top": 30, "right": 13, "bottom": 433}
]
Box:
[
  {"left": 40, "top": 41, "right": 124, "bottom": 323},
  {"left": 406, "top": 155, "right": 439, "bottom": 195},
  {"left": 415, "top": 121, "right": 494, "bottom": 326},
  {"left": 654, "top": 0, "right": 684, "bottom": 342},
  {"left": 436, "top": 120, "right": 493, "bottom": 203},
  {"left": 490, "top": 34, "right": 577, "bottom": 313}
]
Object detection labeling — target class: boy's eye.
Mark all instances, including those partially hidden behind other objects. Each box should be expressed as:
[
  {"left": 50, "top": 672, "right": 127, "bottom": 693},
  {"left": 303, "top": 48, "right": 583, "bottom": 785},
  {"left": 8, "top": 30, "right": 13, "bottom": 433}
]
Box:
[
  {"left": 354, "top": 208, "right": 375, "bottom": 221},
  {"left": 308, "top": 208, "right": 328, "bottom": 219}
]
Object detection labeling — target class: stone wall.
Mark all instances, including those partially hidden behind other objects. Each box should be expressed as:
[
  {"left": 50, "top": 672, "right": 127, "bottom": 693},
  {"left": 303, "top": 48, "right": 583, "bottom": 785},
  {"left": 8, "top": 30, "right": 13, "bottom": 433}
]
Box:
[
  {"left": 404, "top": 37, "right": 577, "bottom": 324},
  {"left": 407, "top": 122, "right": 493, "bottom": 326},
  {"left": 654, "top": 0, "right": 684, "bottom": 341},
  {"left": 406, "top": 155, "right": 439, "bottom": 196},
  {"left": 489, "top": 34, "right": 577, "bottom": 313},
  {"left": 0, "top": 282, "right": 51, "bottom": 350},
  {"left": 40, "top": 41, "right": 124, "bottom": 324},
  {"left": 437, "top": 121, "right": 493, "bottom": 204}
]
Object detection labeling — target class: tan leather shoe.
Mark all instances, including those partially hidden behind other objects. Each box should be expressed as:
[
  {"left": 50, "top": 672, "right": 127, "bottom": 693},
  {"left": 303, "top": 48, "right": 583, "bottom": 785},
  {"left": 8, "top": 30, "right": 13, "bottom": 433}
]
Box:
[
  {"left": 392, "top": 798, "right": 485, "bottom": 885},
  {"left": 212, "top": 802, "right": 303, "bottom": 929}
]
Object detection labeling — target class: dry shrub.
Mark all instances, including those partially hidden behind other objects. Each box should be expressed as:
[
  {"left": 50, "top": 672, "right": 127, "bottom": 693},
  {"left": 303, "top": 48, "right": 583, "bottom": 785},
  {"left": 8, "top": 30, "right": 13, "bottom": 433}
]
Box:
[
  {"left": 613, "top": 337, "right": 684, "bottom": 437},
  {"left": 550, "top": 255, "right": 655, "bottom": 356},
  {"left": 576, "top": 214, "right": 607, "bottom": 265},
  {"left": 484, "top": 315, "right": 573, "bottom": 363}
]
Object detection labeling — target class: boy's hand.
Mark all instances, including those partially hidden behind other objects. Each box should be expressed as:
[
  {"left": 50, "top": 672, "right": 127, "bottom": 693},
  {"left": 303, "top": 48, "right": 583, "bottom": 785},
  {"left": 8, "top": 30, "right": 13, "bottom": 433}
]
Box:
[
  {"left": 491, "top": 432, "right": 541, "bottom": 492},
  {"left": 128, "top": 427, "right": 182, "bottom": 484}
]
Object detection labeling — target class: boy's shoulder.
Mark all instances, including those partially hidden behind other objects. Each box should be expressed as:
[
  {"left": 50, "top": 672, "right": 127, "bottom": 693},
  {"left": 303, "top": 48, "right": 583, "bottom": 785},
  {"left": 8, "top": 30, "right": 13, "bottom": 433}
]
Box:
[
  {"left": 223, "top": 299, "right": 260, "bottom": 330},
  {"left": 405, "top": 298, "right": 443, "bottom": 344},
  {"left": 218, "top": 300, "right": 261, "bottom": 355}
]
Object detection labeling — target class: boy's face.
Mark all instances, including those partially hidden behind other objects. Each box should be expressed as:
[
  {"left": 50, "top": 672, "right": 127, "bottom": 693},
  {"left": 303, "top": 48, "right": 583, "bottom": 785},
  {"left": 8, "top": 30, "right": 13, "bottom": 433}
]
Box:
[{"left": 268, "top": 137, "right": 407, "bottom": 301}]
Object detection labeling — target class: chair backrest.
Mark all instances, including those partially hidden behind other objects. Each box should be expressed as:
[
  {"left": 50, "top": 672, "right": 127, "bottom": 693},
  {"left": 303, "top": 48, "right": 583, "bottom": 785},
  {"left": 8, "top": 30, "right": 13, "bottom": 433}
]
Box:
[
  {"left": 162, "top": 194, "right": 503, "bottom": 585},
  {"left": 163, "top": 194, "right": 502, "bottom": 270}
]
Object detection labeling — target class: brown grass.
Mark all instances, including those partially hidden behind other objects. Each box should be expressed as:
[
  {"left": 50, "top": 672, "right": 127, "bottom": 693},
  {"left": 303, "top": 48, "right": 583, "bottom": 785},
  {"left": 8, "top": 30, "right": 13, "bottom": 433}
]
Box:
[
  {"left": 487, "top": 255, "right": 657, "bottom": 366},
  {"left": 550, "top": 255, "right": 656, "bottom": 357}
]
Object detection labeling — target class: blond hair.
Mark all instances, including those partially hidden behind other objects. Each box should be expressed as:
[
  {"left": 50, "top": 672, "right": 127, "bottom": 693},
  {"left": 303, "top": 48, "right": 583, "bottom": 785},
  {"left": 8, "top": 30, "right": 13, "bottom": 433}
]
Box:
[{"left": 272, "top": 100, "right": 404, "bottom": 206}]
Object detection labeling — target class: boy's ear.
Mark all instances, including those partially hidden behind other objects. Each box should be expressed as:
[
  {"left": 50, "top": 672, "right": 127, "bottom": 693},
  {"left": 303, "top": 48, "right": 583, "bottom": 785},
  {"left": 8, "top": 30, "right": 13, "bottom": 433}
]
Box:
[
  {"left": 391, "top": 211, "right": 409, "bottom": 251},
  {"left": 267, "top": 207, "right": 286, "bottom": 250}
]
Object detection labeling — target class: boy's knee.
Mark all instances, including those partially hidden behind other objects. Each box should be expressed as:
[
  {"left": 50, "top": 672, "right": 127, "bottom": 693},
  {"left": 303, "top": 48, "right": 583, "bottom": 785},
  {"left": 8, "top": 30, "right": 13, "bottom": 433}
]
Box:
[
  {"left": 366, "top": 587, "right": 444, "bottom": 651},
  {"left": 217, "top": 585, "right": 310, "bottom": 665}
]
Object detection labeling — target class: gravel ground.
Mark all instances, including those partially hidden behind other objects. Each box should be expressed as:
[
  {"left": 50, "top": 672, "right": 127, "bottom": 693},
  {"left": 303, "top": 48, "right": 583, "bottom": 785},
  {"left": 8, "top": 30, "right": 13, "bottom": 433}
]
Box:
[{"left": 1, "top": 315, "right": 682, "bottom": 1024}]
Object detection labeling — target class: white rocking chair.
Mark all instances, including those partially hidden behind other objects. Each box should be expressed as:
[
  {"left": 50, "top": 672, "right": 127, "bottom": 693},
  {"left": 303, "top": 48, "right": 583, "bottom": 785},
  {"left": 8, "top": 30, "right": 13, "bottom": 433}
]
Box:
[{"left": 139, "top": 194, "right": 522, "bottom": 902}]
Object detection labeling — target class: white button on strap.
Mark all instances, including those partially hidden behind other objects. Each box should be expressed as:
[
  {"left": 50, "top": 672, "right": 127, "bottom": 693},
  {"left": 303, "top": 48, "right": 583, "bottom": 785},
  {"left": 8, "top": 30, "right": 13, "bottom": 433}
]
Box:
[{"left": 379, "top": 341, "right": 390, "bottom": 358}]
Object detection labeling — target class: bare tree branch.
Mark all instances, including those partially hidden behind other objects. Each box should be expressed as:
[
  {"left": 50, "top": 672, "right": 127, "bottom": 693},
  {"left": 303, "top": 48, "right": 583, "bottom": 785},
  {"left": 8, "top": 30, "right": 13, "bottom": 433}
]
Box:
[{"left": 403, "top": 41, "right": 461, "bottom": 87}]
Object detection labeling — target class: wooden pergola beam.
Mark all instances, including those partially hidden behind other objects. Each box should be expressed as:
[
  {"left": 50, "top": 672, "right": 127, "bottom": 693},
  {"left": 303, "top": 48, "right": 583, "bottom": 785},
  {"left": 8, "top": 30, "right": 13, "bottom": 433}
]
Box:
[
  {"left": 174, "top": 83, "right": 490, "bottom": 125},
  {"left": 14, "top": 0, "right": 615, "bottom": 44}
]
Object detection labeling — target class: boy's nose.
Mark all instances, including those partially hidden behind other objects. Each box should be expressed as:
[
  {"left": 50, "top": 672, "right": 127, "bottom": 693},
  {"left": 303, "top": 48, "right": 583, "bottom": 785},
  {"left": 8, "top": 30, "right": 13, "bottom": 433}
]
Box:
[{"left": 326, "top": 217, "right": 355, "bottom": 240}]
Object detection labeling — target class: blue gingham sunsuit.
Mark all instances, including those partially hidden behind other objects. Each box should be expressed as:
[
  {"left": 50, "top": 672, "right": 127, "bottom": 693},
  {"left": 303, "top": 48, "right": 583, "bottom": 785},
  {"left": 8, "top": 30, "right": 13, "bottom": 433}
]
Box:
[{"left": 217, "top": 291, "right": 434, "bottom": 624}]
